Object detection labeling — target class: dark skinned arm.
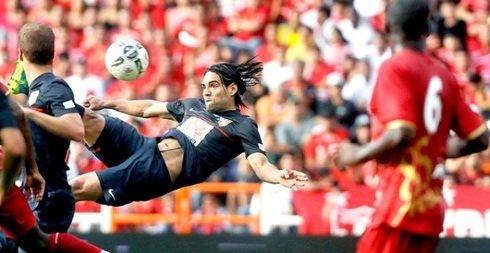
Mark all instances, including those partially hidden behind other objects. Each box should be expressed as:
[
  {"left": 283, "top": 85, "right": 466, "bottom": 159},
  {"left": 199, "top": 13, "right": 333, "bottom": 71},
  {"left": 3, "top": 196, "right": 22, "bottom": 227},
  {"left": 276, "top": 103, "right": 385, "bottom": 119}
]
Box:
[
  {"left": 337, "top": 126, "right": 416, "bottom": 167},
  {"left": 446, "top": 128, "right": 490, "bottom": 159}
]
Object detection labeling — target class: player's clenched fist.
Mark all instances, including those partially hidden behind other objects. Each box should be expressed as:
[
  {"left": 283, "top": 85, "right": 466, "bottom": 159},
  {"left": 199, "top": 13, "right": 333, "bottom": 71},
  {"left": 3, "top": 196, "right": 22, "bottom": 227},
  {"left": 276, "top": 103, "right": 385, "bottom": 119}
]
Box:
[{"left": 83, "top": 95, "right": 105, "bottom": 111}]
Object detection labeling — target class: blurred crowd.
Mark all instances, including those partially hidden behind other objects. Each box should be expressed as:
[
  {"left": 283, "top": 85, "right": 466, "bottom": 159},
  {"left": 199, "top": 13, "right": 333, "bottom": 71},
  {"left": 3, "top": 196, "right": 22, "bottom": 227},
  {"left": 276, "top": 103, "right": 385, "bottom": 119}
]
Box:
[{"left": 2, "top": 0, "right": 490, "bottom": 235}]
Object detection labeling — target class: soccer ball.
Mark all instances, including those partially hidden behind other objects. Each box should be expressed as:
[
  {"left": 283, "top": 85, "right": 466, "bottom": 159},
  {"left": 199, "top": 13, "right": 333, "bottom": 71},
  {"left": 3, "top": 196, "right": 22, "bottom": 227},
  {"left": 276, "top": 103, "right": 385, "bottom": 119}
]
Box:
[{"left": 104, "top": 39, "right": 149, "bottom": 81}]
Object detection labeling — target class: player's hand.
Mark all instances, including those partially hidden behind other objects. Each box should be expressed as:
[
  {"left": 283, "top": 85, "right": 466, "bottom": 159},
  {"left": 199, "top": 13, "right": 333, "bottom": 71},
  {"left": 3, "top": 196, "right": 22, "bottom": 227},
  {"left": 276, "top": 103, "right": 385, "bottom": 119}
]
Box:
[
  {"left": 24, "top": 169, "right": 45, "bottom": 202},
  {"left": 333, "top": 142, "right": 362, "bottom": 168},
  {"left": 83, "top": 95, "right": 105, "bottom": 111},
  {"left": 278, "top": 169, "right": 309, "bottom": 191}
]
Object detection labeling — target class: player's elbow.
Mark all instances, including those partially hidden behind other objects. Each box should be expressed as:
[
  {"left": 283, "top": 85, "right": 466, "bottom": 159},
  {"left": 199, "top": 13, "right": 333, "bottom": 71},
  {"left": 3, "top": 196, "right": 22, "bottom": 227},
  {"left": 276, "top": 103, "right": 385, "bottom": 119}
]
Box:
[
  {"left": 385, "top": 127, "right": 416, "bottom": 150},
  {"left": 61, "top": 114, "right": 85, "bottom": 141},
  {"left": 2, "top": 131, "right": 26, "bottom": 159},
  {"left": 470, "top": 131, "right": 490, "bottom": 153},
  {"left": 66, "top": 122, "right": 84, "bottom": 142},
  {"left": 70, "top": 127, "right": 85, "bottom": 142},
  {"left": 5, "top": 144, "right": 26, "bottom": 160}
]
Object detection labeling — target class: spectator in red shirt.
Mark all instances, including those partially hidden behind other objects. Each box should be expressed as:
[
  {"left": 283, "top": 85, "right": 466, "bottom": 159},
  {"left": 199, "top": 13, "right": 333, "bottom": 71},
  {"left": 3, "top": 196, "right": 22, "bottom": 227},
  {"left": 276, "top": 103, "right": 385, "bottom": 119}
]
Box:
[
  {"left": 199, "top": 1, "right": 227, "bottom": 44},
  {"left": 303, "top": 45, "right": 334, "bottom": 88},
  {"left": 110, "top": 9, "right": 140, "bottom": 42},
  {"left": 129, "top": 0, "right": 166, "bottom": 30},
  {"left": 255, "top": 22, "right": 279, "bottom": 63},
  {"left": 462, "top": 9, "right": 489, "bottom": 53},
  {"left": 453, "top": 50, "right": 471, "bottom": 93},
  {"left": 193, "top": 194, "right": 231, "bottom": 234},
  {"left": 98, "top": 0, "right": 121, "bottom": 28},
  {"left": 303, "top": 107, "right": 350, "bottom": 176},
  {"left": 436, "top": 33, "right": 463, "bottom": 72},
  {"left": 470, "top": 24, "right": 490, "bottom": 84},
  {"left": 220, "top": 0, "right": 269, "bottom": 59},
  {"left": 456, "top": 0, "right": 489, "bottom": 22},
  {"left": 369, "top": 0, "right": 388, "bottom": 32}
]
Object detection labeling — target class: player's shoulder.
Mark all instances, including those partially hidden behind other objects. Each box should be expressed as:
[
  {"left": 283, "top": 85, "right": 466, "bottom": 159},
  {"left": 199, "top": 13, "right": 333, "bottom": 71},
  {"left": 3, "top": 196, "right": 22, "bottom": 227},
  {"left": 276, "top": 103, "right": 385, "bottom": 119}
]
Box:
[
  {"left": 236, "top": 114, "right": 258, "bottom": 128},
  {"left": 43, "top": 74, "right": 72, "bottom": 91},
  {"left": 378, "top": 53, "right": 405, "bottom": 75},
  {"left": 383, "top": 50, "right": 451, "bottom": 76},
  {"left": 178, "top": 97, "right": 203, "bottom": 106},
  {"left": 180, "top": 98, "right": 206, "bottom": 111},
  {"left": 382, "top": 50, "right": 417, "bottom": 69},
  {"left": 49, "top": 76, "right": 70, "bottom": 87}
]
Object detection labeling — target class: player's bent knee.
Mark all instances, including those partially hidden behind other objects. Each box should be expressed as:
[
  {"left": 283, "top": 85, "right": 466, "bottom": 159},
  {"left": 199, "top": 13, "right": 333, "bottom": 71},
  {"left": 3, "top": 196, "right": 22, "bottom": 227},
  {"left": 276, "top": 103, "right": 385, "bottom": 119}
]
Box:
[{"left": 69, "top": 173, "right": 102, "bottom": 202}]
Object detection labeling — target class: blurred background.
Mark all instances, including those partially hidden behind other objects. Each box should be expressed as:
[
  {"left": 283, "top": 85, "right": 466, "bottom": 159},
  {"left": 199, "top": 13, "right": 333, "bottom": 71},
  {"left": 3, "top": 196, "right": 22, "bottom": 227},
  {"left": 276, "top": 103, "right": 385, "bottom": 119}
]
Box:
[{"left": 2, "top": 0, "right": 490, "bottom": 252}]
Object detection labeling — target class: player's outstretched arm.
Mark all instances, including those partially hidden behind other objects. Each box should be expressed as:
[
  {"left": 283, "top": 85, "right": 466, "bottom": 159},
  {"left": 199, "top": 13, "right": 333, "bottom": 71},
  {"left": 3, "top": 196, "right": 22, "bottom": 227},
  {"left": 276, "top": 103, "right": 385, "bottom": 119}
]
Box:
[
  {"left": 23, "top": 109, "right": 84, "bottom": 142},
  {"left": 84, "top": 95, "right": 176, "bottom": 121},
  {"left": 335, "top": 126, "right": 416, "bottom": 168},
  {"left": 247, "top": 152, "right": 309, "bottom": 191},
  {"left": 446, "top": 127, "right": 490, "bottom": 159}
]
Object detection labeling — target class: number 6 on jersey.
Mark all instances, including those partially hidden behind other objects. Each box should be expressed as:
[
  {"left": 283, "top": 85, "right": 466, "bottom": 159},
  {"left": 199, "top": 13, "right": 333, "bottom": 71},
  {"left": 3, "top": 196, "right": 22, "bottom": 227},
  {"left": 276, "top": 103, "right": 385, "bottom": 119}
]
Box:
[{"left": 424, "top": 76, "right": 443, "bottom": 134}]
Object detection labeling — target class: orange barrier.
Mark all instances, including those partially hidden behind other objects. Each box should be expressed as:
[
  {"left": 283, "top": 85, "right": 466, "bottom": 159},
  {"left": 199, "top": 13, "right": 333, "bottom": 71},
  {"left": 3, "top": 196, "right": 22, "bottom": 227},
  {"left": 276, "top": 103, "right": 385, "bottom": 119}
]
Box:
[{"left": 109, "top": 182, "right": 261, "bottom": 234}]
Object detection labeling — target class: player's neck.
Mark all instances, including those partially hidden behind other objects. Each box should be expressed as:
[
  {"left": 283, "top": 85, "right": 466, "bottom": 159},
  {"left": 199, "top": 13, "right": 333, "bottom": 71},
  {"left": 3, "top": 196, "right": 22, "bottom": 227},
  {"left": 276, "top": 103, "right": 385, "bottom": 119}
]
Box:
[
  {"left": 23, "top": 62, "right": 53, "bottom": 86},
  {"left": 223, "top": 104, "right": 238, "bottom": 112},
  {"left": 400, "top": 40, "right": 426, "bottom": 52}
]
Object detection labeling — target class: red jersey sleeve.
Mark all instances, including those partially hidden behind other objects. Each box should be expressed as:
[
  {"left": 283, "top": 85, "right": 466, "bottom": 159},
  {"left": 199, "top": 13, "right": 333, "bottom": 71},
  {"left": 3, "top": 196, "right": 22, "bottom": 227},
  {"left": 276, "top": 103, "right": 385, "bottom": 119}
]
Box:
[
  {"left": 372, "top": 61, "right": 417, "bottom": 129},
  {"left": 452, "top": 86, "right": 486, "bottom": 140}
]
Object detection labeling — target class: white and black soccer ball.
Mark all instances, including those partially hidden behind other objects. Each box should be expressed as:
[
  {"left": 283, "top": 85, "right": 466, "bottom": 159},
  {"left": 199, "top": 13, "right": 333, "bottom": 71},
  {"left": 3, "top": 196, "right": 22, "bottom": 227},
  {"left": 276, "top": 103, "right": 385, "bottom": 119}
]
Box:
[{"left": 104, "top": 39, "right": 149, "bottom": 81}]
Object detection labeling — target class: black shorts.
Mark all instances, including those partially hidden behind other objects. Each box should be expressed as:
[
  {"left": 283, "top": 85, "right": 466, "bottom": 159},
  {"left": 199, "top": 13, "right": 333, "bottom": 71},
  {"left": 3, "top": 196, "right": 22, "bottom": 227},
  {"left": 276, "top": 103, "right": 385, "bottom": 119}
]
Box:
[
  {"left": 33, "top": 186, "right": 74, "bottom": 233},
  {"left": 89, "top": 115, "right": 173, "bottom": 206}
]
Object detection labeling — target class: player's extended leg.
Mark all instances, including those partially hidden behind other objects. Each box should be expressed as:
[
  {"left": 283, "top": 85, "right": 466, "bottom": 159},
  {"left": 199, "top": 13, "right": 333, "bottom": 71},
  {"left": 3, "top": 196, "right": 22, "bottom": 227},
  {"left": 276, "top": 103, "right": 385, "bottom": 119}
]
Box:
[
  {"left": 16, "top": 224, "right": 106, "bottom": 253},
  {"left": 71, "top": 109, "right": 104, "bottom": 202},
  {"left": 72, "top": 108, "right": 150, "bottom": 203},
  {"left": 81, "top": 107, "right": 147, "bottom": 167},
  {"left": 73, "top": 136, "right": 174, "bottom": 206},
  {"left": 0, "top": 186, "right": 106, "bottom": 252}
]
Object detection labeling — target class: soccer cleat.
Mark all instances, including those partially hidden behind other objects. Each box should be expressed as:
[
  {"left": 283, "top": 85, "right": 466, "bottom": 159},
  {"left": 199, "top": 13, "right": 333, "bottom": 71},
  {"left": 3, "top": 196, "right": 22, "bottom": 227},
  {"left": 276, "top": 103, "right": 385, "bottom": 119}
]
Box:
[{"left": 7, "top": 60, "right": 28, "bottom": 95}]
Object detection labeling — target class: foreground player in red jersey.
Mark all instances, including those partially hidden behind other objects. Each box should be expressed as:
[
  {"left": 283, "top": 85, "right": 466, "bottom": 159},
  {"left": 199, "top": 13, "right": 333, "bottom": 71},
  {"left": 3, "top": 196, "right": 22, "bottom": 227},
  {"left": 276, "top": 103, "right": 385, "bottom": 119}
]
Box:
[
  {"left": 335, "top": 0, "right": 490, "bottom": 252},
  {"left": 0, "top": 92, "right": 108, "bottom": 252}
]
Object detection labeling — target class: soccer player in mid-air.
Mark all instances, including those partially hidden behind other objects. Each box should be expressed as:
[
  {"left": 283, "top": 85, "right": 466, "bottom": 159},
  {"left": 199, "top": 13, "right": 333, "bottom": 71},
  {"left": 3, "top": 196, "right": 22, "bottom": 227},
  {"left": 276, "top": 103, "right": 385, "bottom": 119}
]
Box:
[
  {"left": 0, "top": 90, "right": 107, "bottom": 252},
  {"left": 334, "top": 0, "right": 490, "bottom": 252},
  {"left": 68, "top": 58, "right": 308, "bottom": 207}
]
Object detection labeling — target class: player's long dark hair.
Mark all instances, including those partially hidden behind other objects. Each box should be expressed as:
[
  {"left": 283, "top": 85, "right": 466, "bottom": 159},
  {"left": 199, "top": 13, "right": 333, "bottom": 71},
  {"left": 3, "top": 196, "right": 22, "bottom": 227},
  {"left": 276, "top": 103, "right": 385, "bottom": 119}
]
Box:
[{"left": 206, "top": 57, "right": 263, "bottom": 108}]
